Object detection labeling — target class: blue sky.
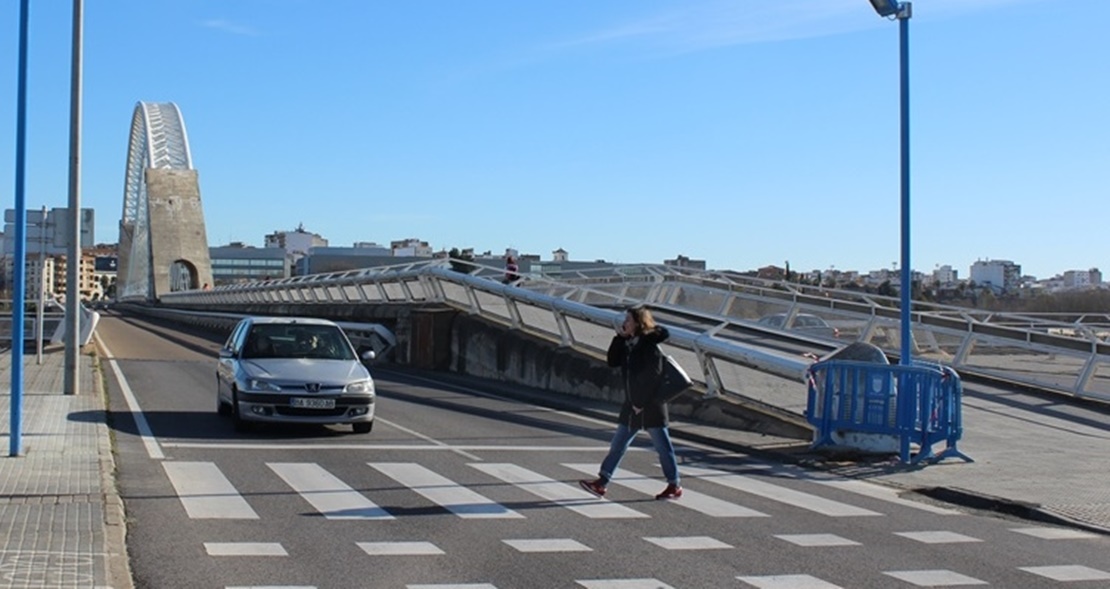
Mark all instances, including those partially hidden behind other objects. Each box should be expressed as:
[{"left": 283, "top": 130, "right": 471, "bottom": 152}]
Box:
[{"left": 1, "top": 0, "right": 1106, "bottom": 279}]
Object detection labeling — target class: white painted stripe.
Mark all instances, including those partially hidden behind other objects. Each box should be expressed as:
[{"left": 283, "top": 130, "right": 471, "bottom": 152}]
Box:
[
  {"left": 811, "top": 478, "right": 963, "bottom": 515},
  {"left": 163, "top": 462, "right": 258, "bottom": 519},
  {"left": 268, "top": 463, "right": 393, "bottom": 520},
  {"left": 503, "top": 539, "right": 592, "bottom": 553},
  {"left": 736, "top": 574, "right": 843, "bottom": 589},
  {"left": 406, "top": 584, "right": 497, "bottom": 589},
  {"left": 470, "top": 463, "right": 647, "bottom": 519},
  {"left": 97, "top": 334, "right": 164, "bottom": 460},
  {"left": 682, "top": 465, "right": 882, "bottom": 517},
  {"left": 357, "top": 542, "right": 444, "bottom": 556},
  {"left": 775, "top": 534, "right": 860, "bottom": 547},
  {"left": 1011, "top": 526, "right": 1100, "bottom": 539},
  {"left": 374, "top": 417, "right": 482, "bottom": 461},
  {"left": 162, "top": 442, "right": 612, "bottom": 452},
  {"left": 226, "top": 586, "right": 316, "bottom": 589},
  {"left": 369, "top": 462, "right": 522, "bottom": 519},
  {"left": 205, "top": 542, "right": 287, "bottom": 556},
  {"left": 1019, "top": 565, "right": 1110, "bottom": 582},
  {"left": 895, "top": 531, "right": 981, "bottom": 544},
  {"left": 642, "top": 536, "right": 732, "bottom": 550},
  {"left": 562, "top": 463, "right": 768, "bottom": 518},
  {"left": 883, "top": 569, "right": 988, "bottom": 586},
  {"left": 576, "top": 580, "right": 676, "bottom": 589}
]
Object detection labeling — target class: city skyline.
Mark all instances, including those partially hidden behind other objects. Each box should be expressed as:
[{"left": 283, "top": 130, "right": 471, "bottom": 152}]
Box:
[{"left": 2, "top": 1, "right": 1106, "bottom": 280}]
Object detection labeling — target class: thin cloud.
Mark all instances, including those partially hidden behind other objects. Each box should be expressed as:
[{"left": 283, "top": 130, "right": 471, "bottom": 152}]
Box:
[
  {"left": 554, "top": 0, "right": 1045, "bottom": 54},
  {"left": 201, "top": 19, "right": 260, "bottom": 37}
]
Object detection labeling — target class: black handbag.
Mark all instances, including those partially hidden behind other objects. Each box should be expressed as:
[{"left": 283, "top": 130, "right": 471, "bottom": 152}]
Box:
[{"left": 656, "top": 353, "right": 692, "bottom": 403}]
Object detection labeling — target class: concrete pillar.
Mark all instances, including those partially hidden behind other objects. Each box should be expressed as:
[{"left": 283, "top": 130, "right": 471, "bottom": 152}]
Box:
[{"left": 145, "top": 169, "right": 213, "bottom": 298}]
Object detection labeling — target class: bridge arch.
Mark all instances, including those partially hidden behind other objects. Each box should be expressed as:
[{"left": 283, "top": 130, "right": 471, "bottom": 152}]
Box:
[{"left": 117, "top": 102, "right": 212, "bottom": 301}]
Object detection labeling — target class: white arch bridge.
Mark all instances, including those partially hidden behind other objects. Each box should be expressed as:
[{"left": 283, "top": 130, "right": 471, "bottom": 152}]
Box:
[{"left": 117, "top": 101, "right": 212, "bottom": 301}]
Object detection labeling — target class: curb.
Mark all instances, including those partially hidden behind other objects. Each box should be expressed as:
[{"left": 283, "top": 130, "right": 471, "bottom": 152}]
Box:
[{"left": 92, "top": 351, "right": 135, "bottom": 589}]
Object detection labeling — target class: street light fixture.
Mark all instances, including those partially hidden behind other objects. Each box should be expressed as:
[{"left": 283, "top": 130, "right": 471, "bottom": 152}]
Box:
[{"left": 867, "top": 0, "right": 913, "bottom": 365}]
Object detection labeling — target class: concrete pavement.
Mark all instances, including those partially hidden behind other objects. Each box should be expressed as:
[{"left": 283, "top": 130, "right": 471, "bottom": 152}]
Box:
[
  {"left": 0, "top": 346, "right": 130, "bottom": 589},
  {"left": 0, "top": 345, "right": 1107, "bottom": 589}
]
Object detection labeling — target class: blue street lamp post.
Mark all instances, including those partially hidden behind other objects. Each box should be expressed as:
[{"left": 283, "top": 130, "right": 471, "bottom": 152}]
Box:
[
  {"left": 10, "top": 0, "right": 31, "bottom": 457},
  {"left": 869, "top": 0, "right": 913, "bottom": 366}
]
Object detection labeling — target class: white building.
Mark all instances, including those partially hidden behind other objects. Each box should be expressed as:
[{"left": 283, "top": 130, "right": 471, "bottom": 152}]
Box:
[
  {"left": 970, "top": 259, "right": 1022, "bottom": 294},
  {"left": 933, "top": 265, "right": 958, "bottom": 285},
  {"left": 391, "top": 238, "right": 433, "bottom": 257},
  {"left": 264, "top": 224, "right": 328, "bottom": 258},
  {"left": 1062, "top": 268, "right": 1102, "bottom": 289}
]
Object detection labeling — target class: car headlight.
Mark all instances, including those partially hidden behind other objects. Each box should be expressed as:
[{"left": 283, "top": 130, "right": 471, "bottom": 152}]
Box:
[
  {"left": 246, "top": 378, "right": 283, "bottom": 392},
  {"left": 346, "top": 380, "right": 374, "bottom": 395}
]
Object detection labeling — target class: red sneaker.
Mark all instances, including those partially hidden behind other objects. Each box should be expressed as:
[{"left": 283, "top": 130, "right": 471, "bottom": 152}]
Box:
[
  {"left": 579, "top": 478, "right": 607, "bottom": 497},
  {"left": 655, "top": 483, "right": 682, "bottom": 500}
]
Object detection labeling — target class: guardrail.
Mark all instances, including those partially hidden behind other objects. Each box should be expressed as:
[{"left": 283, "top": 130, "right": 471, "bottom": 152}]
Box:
[{"left": 155, "top": 259, "right": 1110, "bottom": 405}]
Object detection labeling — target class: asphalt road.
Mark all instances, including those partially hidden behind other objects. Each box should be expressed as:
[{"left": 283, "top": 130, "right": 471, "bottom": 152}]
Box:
[{"left": 97, "top": 313, "right": 1110, "bottom": 589}]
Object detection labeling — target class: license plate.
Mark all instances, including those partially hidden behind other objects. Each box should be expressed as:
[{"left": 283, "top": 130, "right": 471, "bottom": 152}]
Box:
[{"left": 290, "top": 397, "right": 335, "bottom": 409}]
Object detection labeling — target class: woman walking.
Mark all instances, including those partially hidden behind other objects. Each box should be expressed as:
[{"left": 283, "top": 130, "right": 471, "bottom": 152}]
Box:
[{"left": 579, "top": 305, "right": 682, "bottom": 500}]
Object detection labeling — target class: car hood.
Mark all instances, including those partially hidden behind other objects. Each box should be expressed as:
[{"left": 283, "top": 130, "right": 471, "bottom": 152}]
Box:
[{"left": 240, "top": 359, "right": 370, "bottom": 384}]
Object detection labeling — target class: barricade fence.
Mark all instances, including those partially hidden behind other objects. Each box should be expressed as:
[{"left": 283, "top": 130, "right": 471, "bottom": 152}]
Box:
[{"left": 806, "top": 360, "right": 971, "bottom": 464}]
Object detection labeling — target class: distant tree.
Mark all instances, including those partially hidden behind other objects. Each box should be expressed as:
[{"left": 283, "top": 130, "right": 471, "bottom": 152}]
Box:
[
  {"left": 447, "top": 247, "right": 474, "bottom": 273},
  {"left": 877, "top": 280, "right": 897, "bottom": 298}
]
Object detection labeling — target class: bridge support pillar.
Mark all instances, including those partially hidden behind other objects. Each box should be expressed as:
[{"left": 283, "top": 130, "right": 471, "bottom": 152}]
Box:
[{"left": 146, "top": 169, "right": 213, "bottom": 298}]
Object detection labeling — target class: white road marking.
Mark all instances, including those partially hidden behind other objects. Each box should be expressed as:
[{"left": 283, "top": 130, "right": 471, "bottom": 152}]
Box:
[
  {"left": 357, "top": 542, "right": 444, "bottom": 556},
  {"left": 1011, "top": 526, "right": 1100, "bottom": 539},
  {"left": 470, "top": 463, "right": 647, "bottom": 519},
  {"left": 268, "top": 462, "right": 393, "bottom": 520},
  {"left": 502, "top": 538, "right": 592, "bottom": 553},
  {"left": 895, "top": 531, "right": 981, "bottom": 544},
  {"left": 1019, "top": 565, "right": 1110, "bottom": 582},
  {"left": 562, "top": 463, "right": 768, "bottom": 518},
  {"left": 883, "top": 569, "right": 987, "bottom": 586},
  {"left": 775, "top": 534, "right": 860, "bottom": 547},
  {"left": 810, "top": 478, "right": 963, "bottom": 515},
  {"left": 369, "top": 462, "right": 522, "bottom": 519},
  {"left": 576, "top": 580, "right": 676, "bottom": 589},
  {"left": 736, "top": 575, "right": 843, "bottom": 588},
  {"left": 161, "top": 442, "right": 613, "bottom": 452},
  {"left": 642, "top": 536, "right": 732, "bottom": 550},
  {"left": 682, "top": 465, "right": 883, "bottom": 517},
  {"left": 204, "top": 542, "right": 287, "bottom": 556},
  {"left": 375, "top": 417, "right": 482, "bottom": 461},
  {"left": 163, "top": 462, "right": 258, "bottom": 519},
  {"left": 96, "top": 333, "right": 163, "bottom": 460},
  {"left": 406, "top": 584, "right": 497, "bottom": 589}
]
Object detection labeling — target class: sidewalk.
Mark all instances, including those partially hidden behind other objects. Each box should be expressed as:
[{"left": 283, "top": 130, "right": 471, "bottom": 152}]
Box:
[{"left": 0, "top": 346, "right": 131, "bottom": 589}]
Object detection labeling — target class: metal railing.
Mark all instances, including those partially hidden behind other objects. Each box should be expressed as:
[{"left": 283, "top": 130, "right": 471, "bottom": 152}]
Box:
[{"left": 156, "top": 259, "right": 1110, "bottom": 406}]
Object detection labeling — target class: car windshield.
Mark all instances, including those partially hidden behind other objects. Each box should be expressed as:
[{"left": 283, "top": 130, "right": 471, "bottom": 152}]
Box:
[
  {"left": 795, "top": 316, "right": 827, "bottom": 327},
  {"left": 242, "top": 324, "right": 355, "bottom": 360}
]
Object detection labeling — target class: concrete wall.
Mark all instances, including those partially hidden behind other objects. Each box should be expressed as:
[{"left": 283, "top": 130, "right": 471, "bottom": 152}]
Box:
[{"left": 146, "top": 169, "right": 213, "bottom": 297}]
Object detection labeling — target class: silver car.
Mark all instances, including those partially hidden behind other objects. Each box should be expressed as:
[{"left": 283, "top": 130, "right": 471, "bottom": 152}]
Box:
[{"left": 216, "top": 316, "right": 376, "bottom": 433}]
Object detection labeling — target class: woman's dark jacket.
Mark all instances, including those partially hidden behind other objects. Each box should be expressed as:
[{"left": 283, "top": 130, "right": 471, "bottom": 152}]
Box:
[{"left": 606, "top": 325, "right": 670, "bottom": 428}]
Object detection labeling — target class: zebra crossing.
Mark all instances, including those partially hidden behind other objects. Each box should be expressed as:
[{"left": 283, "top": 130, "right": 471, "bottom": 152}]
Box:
[
  {"left": 163, "top": 460, "right": 908, "bottom": 521},
  {"left": 161, "top": 459, "right": 1109, "bottom": 589}
]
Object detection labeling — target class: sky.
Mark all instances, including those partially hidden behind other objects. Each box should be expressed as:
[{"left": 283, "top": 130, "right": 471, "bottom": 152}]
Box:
[{"left": 0, "top": 0, "right": 1106, "bottom": 280}]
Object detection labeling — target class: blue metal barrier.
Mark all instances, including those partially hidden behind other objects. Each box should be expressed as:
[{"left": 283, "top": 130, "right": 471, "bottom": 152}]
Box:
[{"left": 806, "top": 360, "right": 972, "bottom": 464}]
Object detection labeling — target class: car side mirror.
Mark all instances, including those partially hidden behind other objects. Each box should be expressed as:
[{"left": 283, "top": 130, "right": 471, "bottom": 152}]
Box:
[
  {"left": 218, "top": 348, "right": 234, "bottom": 359},
  {"left": 361, "top": 349, "right": 376, "bottom": 361}
]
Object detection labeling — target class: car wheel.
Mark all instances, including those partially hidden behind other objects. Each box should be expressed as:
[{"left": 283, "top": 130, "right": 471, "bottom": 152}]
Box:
[
  {"left": 231, "top": 388, "right": 253, "bottom": 432},
  {"left": 352, "top": 421, "right": 373, "bottom": 434},
  {"left": 216, "top": 378, "right": 231, "bottom": 416}
]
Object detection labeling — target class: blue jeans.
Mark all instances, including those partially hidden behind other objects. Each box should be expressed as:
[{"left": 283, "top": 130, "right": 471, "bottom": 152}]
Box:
[{"left": 598, "top": 423, "right": 680, "bottom": 486}]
